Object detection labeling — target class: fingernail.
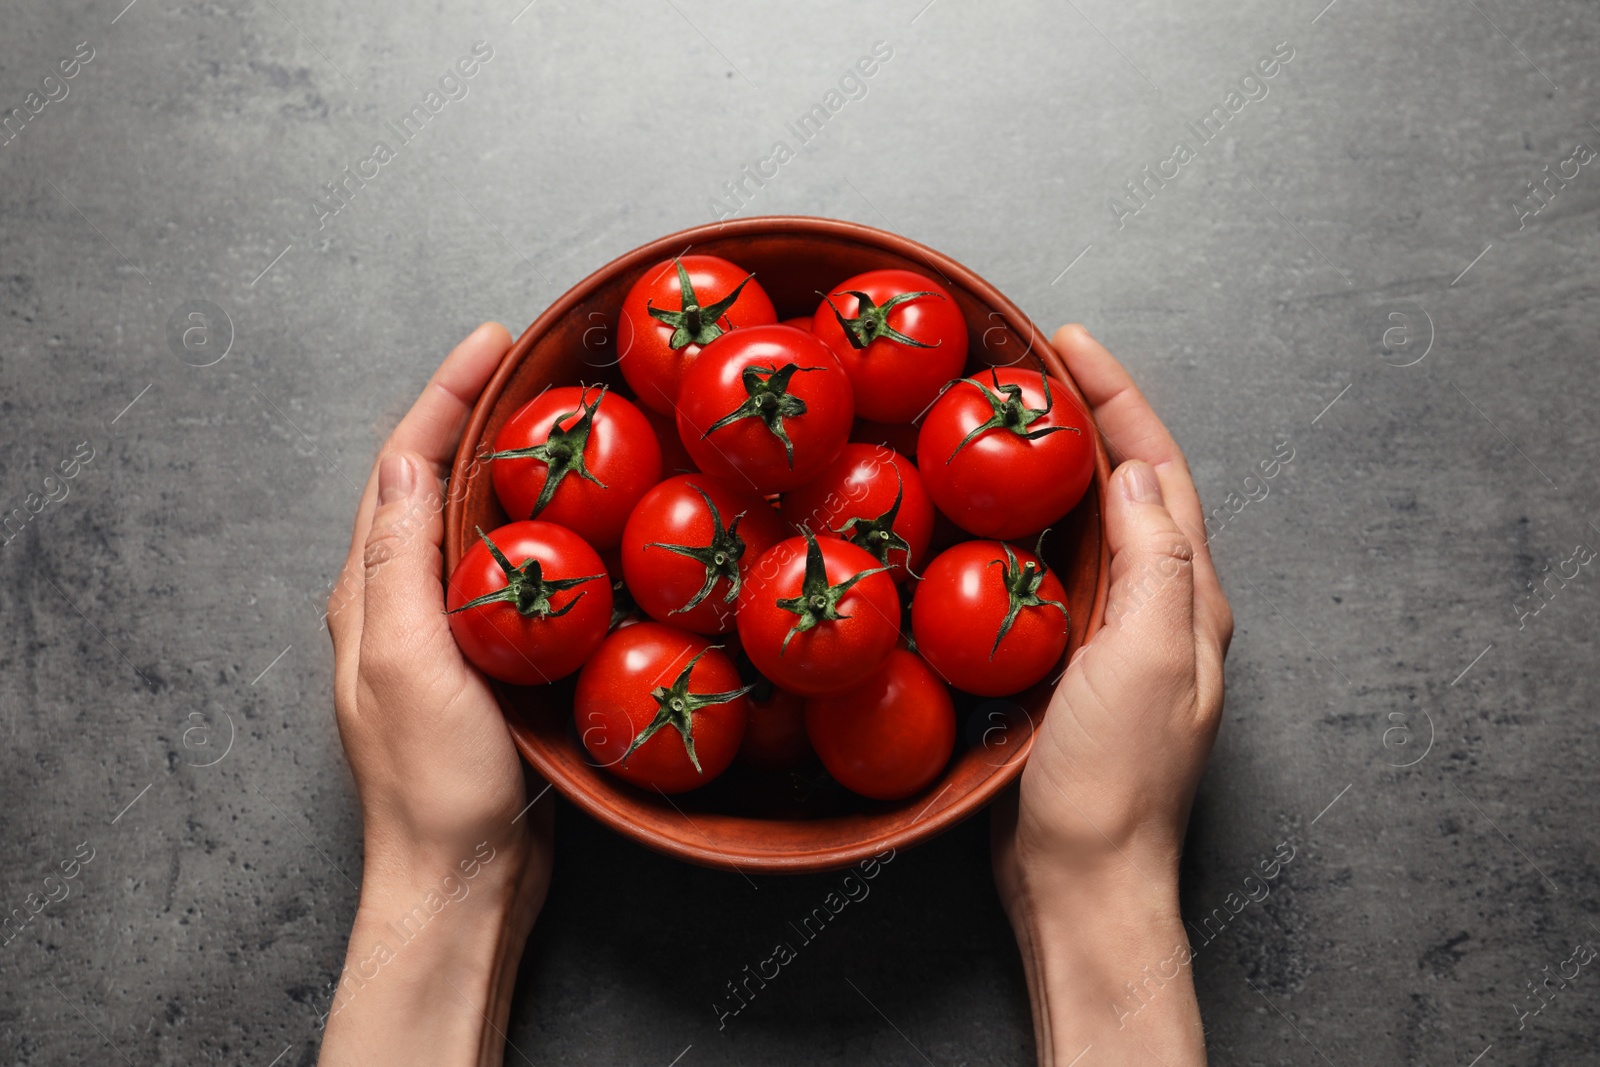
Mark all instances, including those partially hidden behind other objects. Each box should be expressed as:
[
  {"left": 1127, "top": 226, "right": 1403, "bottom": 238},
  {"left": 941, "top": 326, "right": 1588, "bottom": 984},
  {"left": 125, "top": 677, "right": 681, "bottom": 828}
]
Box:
[
  {"left": 378, "top": 453, "right": 415, "bottom": 505},
  {"left": 1120, "top": 461, "right": 1164, "bottom": 505}
]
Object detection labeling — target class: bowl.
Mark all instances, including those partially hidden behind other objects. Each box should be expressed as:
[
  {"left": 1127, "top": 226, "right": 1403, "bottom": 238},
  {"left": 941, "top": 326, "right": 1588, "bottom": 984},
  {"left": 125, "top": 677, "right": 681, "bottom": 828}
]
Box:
[{"left": 444, "top": 216, "right": 1111, "bottom": 874}]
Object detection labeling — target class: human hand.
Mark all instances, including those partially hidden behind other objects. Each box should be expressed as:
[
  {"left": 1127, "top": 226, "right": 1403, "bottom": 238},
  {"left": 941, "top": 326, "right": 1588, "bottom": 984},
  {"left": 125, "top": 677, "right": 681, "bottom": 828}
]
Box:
[
  {"left": 321, "top": 323, "right": 552, "bottom": 1067},
  {"left": 993, "top": 324, "right": 1232, "bottom": 1065}
]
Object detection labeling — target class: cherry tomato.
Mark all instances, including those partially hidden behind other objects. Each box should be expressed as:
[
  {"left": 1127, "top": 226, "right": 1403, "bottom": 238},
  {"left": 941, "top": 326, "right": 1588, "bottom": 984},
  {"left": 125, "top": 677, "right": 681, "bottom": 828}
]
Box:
[
  {"left": 642, "top": 405, "right": 697, "bottom": 475},
  {"left": 490, "top": 384, "right": 662, "bottom": 550},
  {"left": 736, "top": 529, "right": 900, "bottom": 697},
  {"left": 911, "top": 538, "right": 1070, "bottom": 697},
  {"left": 811, "top": 269, "right": 969, "bottom": 424},
  {"left": 737, "top": 678, "right": 812, "bottom": 772},
  {"left": 674, "top": 324, "right": 853, "bottom": 494},
  {"left": 445, "top": 521, "right": 612, "bottom": 686},
  {"left": 575, "top": 623, "right": 751, "bottom": 793},
  {"left": 617, "top": 255, "right": 777, "bottom": 414},
  {"left": 620, "top": 473, "right": 787, "bottom": 635},
  {"left": 805, "top": 650, "right": 955, "bottom": 800},
  {"left": 916, "top": 367, "right": 1094, "bottom": 540},
  {"left": 780, "top": 316, "right": 813, "bottom": 332},
  {"left": 779, "top": 444, "right": 934, "bottom": 583}
]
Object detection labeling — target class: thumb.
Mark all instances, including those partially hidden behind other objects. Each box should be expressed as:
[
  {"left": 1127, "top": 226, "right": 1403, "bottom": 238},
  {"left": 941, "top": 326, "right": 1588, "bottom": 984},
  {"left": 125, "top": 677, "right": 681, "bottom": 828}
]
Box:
[
  {"left": 360, "top": 451, "right": 448, "bottom": 647},
  {"left": 1100, "top": 459, "right": 1196, "bottom": 639}
]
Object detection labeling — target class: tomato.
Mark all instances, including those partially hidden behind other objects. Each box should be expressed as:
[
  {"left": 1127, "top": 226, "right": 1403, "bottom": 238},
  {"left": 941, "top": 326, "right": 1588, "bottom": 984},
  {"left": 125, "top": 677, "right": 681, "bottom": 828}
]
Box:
[
  {"left": 804, "top": 650, "right": 955, "bottom": 800},
  {"left": 780, "top": 316, "right": 813, "bottom": 332},
  {"left": 617, "top": 255, "right": 777, "bottom": 414},
  {"left": 911, "top": 538, "right": 1070, "bottom": 697},
  {"left": 575, "top": 622, "right": 751, "bottom": 793},
  {"left": 778, "top": 444, "right": 934, "bottom": 583},
  {"left": 916, "top": 367, "right": 1094, "bottom": 540},
  {"left": 489, "top": 384, "right": 662, "bottom": 550},
  {"left": 736, "top": 529, "right": 900, "bottom": 697},
  {"left": 445, "top": 521, "right": 612, "bottom": 686},
  {"left": 620, "top": 473, "right": 787, "bottom": 635},
  {"left": 736, "top": 676, "right": 812, "bottom": 772},
  {"left": 811, "top": 269, "right": 969, "bottom": 424},
  {"left": 674, "top": 324, "right": 853, "bottom": 494},
  {"left": 642, "top": 405, "right": 697, "bottom": 475}
]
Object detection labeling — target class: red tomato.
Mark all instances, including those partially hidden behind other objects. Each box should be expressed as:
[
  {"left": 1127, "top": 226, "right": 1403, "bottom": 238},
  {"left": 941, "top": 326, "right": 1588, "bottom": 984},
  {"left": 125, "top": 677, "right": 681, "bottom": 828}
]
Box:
[
  {"left": 445, "top": 521, "right": 612, "bottom": 686},
  {"left": 674, "top": 324, "right": 853, "bottom": 494},
  {"left": 620, "top": 473, "right": 787, "bottom": 635},
  {"left": 916, "top": 367, "right": 1093, "bottom": 539},
  {"left": 736, "top": 530, "right": 900, "bottom": 697},
  {"left": 617, "top": 255, "right": 777, "bottom": 414},
  {"left": 805, "top": 650, "right": 955, "bottom": 800},
  {"left": 490, "top": 384, "right": 662, "bottom": 550},
  {"left": 811, "top": 269, "right": 969, "bottom": 423},
  {"left": 779, "top": 316, "right": 813, "bottom": 332},
  {"left": 778, "top": 444, "right": 934, "bottom": 583},
  {"left": 575, "top": 623, "right": 751, "bottom": 793},
  {"left": 737, "top": 679, "right": 812, "bottom": 771},
  {"left": 911, "top": 538, "right": 1070, "bottom": 696}
]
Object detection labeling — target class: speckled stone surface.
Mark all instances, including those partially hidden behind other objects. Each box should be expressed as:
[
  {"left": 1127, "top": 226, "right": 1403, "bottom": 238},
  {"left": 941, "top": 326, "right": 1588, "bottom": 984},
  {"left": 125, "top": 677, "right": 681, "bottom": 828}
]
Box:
[{"left": 2, "top": 1, "right": 1597, "bottom": 1063}]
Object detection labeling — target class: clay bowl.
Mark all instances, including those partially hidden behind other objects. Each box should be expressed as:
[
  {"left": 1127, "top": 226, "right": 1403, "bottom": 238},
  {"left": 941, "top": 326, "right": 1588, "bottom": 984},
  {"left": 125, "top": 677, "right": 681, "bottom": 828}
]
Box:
[{"left": 445, "top": 216, "right": 1111, "bottom": 874}]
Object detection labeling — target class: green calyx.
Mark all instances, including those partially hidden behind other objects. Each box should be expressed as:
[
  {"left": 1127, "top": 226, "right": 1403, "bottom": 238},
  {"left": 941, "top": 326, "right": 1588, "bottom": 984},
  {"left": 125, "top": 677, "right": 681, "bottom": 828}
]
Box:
[
  {"left": 447, "top": 526, "right": 604, "bottom": 619},
  {"left": 646, "top": 486, "right": 750, "bottom": 615},
  {"left": 775, "top": 528, "right": 889, "bottom": 655},
  {"left": 488, "top": 383, "right": 610, "bottom": 519},
  {"left": 620, "top": 646, "right": 755, "bottom": 773},
  {"left": 988, "top": 531, "right": 1069, "bottom": 658},
  {"left": 833, "top": 471, "right": 920, "bottom": 579},
  {"left": 820, "top": 289, "right": 943, "bottom": 350},
  {"left": 946, "top": 369, "right": 1082, "bottom": 463},
  {"left": 646, "top": 259, "right": 758, "bottom": 350},
  {"left": 701, "top": 362, "right": 815, "bottom": 467}
]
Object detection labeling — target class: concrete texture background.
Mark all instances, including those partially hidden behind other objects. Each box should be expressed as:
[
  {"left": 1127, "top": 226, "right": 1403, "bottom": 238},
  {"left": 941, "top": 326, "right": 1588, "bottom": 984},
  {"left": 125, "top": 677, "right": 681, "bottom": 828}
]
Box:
[{"left": 2, "top": 0, "right": 1597, "bottom": 1063}]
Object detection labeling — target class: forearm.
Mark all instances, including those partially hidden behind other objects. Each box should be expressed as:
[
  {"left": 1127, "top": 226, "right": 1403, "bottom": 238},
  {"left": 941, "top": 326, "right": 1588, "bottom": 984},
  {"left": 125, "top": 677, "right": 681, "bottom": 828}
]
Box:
[
  {"left": 1011, "top": 864, "right": 1206, "bottom": 1066},
  {"left": 319, "top": 843, "right": 538, "bottom": 1067}
]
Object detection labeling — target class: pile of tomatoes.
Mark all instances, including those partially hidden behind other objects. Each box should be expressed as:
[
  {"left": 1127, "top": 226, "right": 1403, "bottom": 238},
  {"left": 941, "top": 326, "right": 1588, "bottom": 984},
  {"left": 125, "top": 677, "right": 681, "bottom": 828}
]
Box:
[{"left": 446, "top": 255, "right": 1096, "bottom": 800}]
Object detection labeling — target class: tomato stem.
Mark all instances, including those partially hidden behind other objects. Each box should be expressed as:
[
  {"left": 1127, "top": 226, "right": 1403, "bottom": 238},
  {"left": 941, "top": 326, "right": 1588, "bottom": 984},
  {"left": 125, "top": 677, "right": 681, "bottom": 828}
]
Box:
[
  {"left": 701, "top": 363, "right": 815, "bottom": 467},
  {"left": 645, "top": 486, "right": 751, "bottom": 615},
  {"left": 944, "top": 369, "right": 1081, "bottom": 463},
  {"left": 487, "top": 383, "right": 610, "bottom": 519},
  {"left": 988, "top": 531, "right": 1069, "bottom": 658},
  {"left": 620, "top": 645, "right": 754, "bottom": 773},
  {"left": 832, "top": 469, "right": 921, "bottom": 579},
  {"left": 819, "top": 288, "right": 942, "bottom": 350},
  {"left": 447, "top": 526, "right": 604, "bottom": 619},
  {"left": 645, "top": 259, "right": 758, "bottom": 350},
  {"left": 775, "top": 528, "right": 890, "bottom": 655}
]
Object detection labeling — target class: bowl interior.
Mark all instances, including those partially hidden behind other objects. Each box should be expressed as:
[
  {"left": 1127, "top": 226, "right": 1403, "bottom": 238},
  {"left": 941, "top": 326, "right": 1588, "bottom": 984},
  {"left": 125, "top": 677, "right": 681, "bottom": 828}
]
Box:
[{"left": 445, "top": 217, "right": 1110, "bottom": 873}]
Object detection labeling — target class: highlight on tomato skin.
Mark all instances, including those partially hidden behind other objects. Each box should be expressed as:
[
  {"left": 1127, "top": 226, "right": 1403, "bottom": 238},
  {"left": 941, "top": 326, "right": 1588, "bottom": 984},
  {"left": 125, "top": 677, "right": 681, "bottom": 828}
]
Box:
[
  {"left": 445, "top": 520, "right": 613, "bottom": 687},
  {"left": 804, "top": 649, "right": 956, "bottom": 801},
  {"left": 616, "top": 254, "right": 778, "bottom": 415},
  {"left": 574, "top": 622, "right": 751, "bottom": 794}
]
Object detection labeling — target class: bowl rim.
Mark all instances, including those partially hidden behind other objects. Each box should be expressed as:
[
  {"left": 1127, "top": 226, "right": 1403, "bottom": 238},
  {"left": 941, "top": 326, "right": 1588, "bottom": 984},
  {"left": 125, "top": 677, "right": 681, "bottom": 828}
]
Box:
[{"left": 446, "top": 214, "right": 1113, "bottom": 873}]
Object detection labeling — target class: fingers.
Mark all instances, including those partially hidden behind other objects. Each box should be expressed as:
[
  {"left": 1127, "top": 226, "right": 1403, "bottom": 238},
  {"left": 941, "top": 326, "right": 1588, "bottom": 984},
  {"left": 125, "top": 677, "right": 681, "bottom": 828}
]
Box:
[
  {"left": 1052, "top": 324, "right": 1231, "bottom": 654},
  {"left": 334, "top": 323, "right": 514, "bottom": 641},
  {"left": 1100, "top": 460, "right": 1195, "bottom": 659},
  {"left": 357, "top": 451, "right": 451, "bottom": 680}
]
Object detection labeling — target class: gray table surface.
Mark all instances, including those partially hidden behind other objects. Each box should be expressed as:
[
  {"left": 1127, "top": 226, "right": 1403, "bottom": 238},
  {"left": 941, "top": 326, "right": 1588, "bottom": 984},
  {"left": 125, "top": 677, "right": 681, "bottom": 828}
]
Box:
[{"left": 3, "top": 0, "right": 1597, "bottom": 1063}]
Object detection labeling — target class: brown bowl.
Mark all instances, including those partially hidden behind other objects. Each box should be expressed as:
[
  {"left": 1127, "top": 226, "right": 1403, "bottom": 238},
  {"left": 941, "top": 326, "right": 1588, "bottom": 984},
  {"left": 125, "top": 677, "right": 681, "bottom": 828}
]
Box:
[{"left": 445, "top": 216, "right": 1111, "bottom": 874}]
